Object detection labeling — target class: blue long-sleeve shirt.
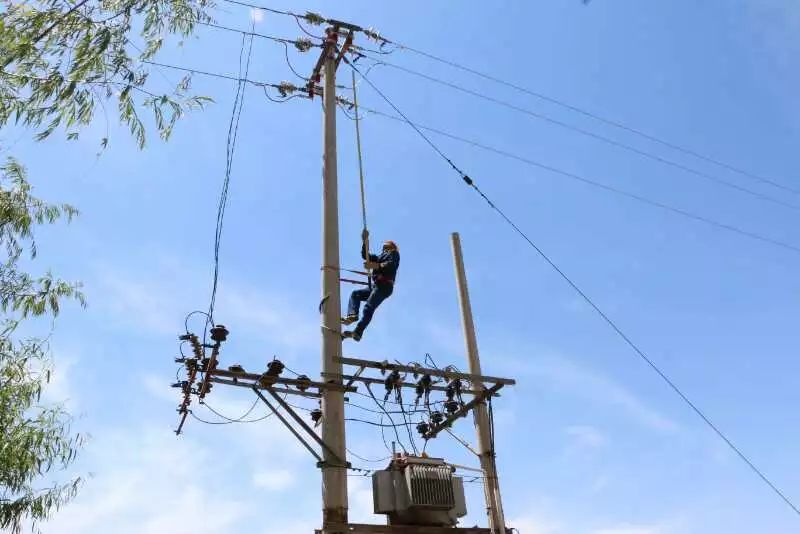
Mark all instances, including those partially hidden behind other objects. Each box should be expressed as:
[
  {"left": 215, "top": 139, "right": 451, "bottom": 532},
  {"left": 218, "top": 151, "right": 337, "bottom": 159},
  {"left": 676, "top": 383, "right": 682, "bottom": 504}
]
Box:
[{"left": 362, "top": 243, "right": 400, "bottom": 284}]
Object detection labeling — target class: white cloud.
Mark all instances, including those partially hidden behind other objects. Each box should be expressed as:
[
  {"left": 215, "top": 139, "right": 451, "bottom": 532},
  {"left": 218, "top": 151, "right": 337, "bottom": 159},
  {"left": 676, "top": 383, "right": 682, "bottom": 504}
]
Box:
[
  {"left": 144, "top": 372, "right": 180, "bottom": 404},
  {"left": 261, "top": 519, "right": 318, "bottom": 534},
  {"left": 508, "top": 513, "right": 562, "bottom": 534},
  {"left": 565, "top": 425, "right": 608, "bottom": 450},
  {"left": 93, "top": 258, "right": 318, "bottom": 355},
  {"left": 37, "top": 350, "right": 81, "bottom": 412},
  {"left": 588, "top": 474, "right": 610, "bottom": 494},
  {"left": 217, "top": 288, "right": 317, "bottom": 352},
  {"left": 34, "top": 408, "right": 322, "bottom": 533},
  {"left": 94, "top": 267, "right": 182, "bottom": 335},
  {"left": 592, "top": 525, "right": 665, "bottom": 534},
  {"left": 252, "top": 468, "right": 294, "bottom": 491},
  {"left": 744, "top": 2, "right": 800, "bottom": 79},
  {"left": 250, "top": 8, "right": 264, "bottom": 23},
  {"left": 348, "top": 475, "right": 379, "bottom": 524},
  {"left": 37, "top": 428, "right": 251, "bottom": 534},
  {"left": 426, "top": 321, "right": 465, "bottom": 356},
  {"left": 526, "top": 354, "right": 678, "bottom": 433},
  {"left": 46, "top": 355, "right": 76, "bottom": 402}
]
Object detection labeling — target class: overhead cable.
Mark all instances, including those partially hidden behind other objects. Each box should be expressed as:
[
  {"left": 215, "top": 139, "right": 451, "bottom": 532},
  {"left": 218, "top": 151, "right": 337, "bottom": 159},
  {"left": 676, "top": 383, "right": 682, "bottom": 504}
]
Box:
[
  {"left": 364, "top": 384, "right": 409, "bottom": 454},
  {"left": 190, "top": 18, "right": 319, "bottom": 48},
  {"left": 207, "top": 28, "right": 254, "bottom": 327},
  {"left": 346, "top": 417, "right": 415, "bottom": 429},
  {"left": 356, "top": 56, "right": 800, "bottom": 212},
  {"left": 215, "top": 0, "right": 798, "bottom": 196},
  {"left": 347, "top": 104, "right": 800, "bottom": 256},
  {"left": 368, "top": 42, "right": 800, "bottom": 196},
  {"left": 347, "top": 57, "right": 800, "bottom": 519}
]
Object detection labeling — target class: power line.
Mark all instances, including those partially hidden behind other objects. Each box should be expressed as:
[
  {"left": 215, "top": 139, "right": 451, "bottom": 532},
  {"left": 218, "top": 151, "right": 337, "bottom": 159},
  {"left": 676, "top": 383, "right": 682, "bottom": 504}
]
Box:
[
  {"left": 204, "top": 0, "right": 800, "bottom": 198},
  {"left": 219, "top": 0, "right": 295, "bottom": 17},
  {"left": 396, "top": 390, "right": 420, "bottom": 456},
  {"left": 200, "top": 398, "right": 273, "bottom": 423},
  {"left": 340, "top": 56, "right": 471, "bottom": 182},
  {"left": 356, "top": 55, "right": 800, "bottom": 213},
  {"left": 191, "top": 410, "right": 273, "bottom": 424},
  {"left": 347, "top": 56, "right": 800, "bottom": 519},
  {"left": 374, "top": 41, "right": 800, "bottom": 196},
  {"left": 140, "top": 59, "right": 317, "bottom": 103},
  {"left": 346, "top": 400, "right": 433, "bottom": 416},
  {"left": 347, "top": 104, "right": 800, "bottom": 256},
  {"left": 189, "top": 397, "right": 273, "bottom": 424},
  {"left": 349, "top": 389, "right": 440, "bottom": 408},
  {"left": 191, "top": 18, "right": 319, "bottom": 48},
  {"left": 141, "top": 59, "right": 275, "bottom": 88},
  {"left": 346, "top": 417, "right": 415, "bottom": 429},
  {"left": 364, "top": 384, "right": 410, "bottom": 454},
  {"left": 207, "top": 28, "right": 254, "bottom": 327},
  {"left": 347, "top": 448, "right": 392, "bottom": 464}
]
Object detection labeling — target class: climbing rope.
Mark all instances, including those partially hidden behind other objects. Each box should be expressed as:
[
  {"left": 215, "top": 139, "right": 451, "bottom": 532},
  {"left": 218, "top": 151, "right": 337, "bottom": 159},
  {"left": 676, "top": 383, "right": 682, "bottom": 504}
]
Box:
[{"left": 351, "top": 70, "right": 371, "bottom": 281}]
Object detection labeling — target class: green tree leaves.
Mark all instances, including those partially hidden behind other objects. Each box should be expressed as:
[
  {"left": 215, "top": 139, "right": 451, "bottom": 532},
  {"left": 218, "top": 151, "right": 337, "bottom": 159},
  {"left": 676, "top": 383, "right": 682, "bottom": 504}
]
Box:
[
  {"left": 0, "top": 160, "right": 85, "bottom": 533},
  {"left": 0, "top": 0, "right": 214, "bottom": 148},
  {"left": 0, "top": 2, "right": 217, "bottom": 529}
]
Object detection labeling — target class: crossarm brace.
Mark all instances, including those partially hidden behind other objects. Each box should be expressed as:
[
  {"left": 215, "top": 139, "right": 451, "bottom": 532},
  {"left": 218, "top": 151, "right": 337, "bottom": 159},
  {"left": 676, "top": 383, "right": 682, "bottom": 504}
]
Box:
[
  {"left": 251, "top": 387, "right": 348, "bottom": 468},
  {"left": 424, "top": 383, "right": 504, "bottom": 440}
]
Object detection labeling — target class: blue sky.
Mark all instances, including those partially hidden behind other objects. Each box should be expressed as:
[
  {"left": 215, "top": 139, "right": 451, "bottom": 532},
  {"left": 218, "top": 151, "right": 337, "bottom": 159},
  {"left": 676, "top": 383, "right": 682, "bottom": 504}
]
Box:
[{"left": 7, "top": 1, "right": 800, "bottom": 533}]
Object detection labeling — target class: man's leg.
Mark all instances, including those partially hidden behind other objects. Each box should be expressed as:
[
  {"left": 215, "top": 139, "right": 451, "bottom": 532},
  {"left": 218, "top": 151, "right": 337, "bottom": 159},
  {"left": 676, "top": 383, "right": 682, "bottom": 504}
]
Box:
[
  {"left": 345, "top": 287, "right": 371, "bottom": 323},
  {"left": 353, "top": 285, "right": 391, "bottom": 339}
]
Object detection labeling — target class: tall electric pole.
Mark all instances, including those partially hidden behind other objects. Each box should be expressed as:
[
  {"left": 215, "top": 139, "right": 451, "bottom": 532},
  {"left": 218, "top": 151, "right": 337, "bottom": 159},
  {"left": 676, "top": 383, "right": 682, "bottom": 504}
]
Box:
[
  {"left": 451, "top": 232, "right": 507, "bottom": 533},
  {"left": 320, "top": 27, "right": 348, "bottom": 532}
]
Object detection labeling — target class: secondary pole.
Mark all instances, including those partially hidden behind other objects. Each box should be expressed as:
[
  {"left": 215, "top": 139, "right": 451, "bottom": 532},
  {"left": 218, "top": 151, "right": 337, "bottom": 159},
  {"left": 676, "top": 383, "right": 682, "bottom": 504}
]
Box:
[
  {"left": 320, "top": 27, "right": 348, "bottom": 532},
  {"left": 451, "top": 232, "right": 506, "bottom": 534}
]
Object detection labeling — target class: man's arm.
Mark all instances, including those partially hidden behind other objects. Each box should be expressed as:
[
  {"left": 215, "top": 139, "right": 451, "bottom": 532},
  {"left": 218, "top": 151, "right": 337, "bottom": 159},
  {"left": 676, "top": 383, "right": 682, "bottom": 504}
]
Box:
[
  {"left": 361, "top": 242, "right": 379, "bottom": 262},
  {"left": 378, "top": 250, "right": 399, "bottom": 271},
  {"left": 360, "top": 229, "right": 378, "bottom": 262}
]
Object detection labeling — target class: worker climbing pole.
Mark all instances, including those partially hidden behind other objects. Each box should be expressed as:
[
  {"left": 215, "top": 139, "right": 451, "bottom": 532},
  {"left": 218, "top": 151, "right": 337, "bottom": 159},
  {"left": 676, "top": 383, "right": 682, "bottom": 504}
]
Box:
[{"left": 341, "top": 70, "right": 401, "bottom": 341}]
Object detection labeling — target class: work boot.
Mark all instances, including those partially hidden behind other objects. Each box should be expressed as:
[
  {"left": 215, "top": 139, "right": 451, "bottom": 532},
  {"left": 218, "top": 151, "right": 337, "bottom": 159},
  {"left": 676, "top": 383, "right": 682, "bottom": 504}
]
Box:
[
  {"left": 342, "top": 330, "right": 362, "bottom": 342},
  {"left": 341, "top": 314, "right": 358, "bottom": 325}
]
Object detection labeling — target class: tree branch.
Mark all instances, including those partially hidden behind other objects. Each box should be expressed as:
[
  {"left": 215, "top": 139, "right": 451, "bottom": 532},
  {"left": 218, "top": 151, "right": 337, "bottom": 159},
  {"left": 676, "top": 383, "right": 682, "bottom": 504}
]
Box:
[{"left": 31, "top": 0, "right": 92, "bottom": 45}]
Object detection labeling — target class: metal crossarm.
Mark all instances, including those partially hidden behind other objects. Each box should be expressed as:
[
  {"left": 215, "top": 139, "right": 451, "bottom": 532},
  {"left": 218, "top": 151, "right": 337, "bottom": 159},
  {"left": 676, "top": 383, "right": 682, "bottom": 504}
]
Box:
[
  {"left": 209, "top": 377, "right": 322, "bottom": 398},
  {"left": 337, "top": 357, "right": 515, "bottom": 386},
  {"left": 323, "top": 372, "right": 496, "bottom": 397},
  {"left": 210, "top": 368, "right": 356, "bottom": 393}
]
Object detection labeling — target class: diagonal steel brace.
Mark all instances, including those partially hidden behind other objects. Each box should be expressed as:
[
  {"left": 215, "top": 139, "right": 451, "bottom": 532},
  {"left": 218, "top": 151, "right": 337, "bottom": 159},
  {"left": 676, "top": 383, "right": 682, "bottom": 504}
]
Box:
[
  {"left": 252, "top": 387, "right": 323, "bottom": 463},
  {"left": 252, "top": 386, "right": 349, "bottom": 468}
]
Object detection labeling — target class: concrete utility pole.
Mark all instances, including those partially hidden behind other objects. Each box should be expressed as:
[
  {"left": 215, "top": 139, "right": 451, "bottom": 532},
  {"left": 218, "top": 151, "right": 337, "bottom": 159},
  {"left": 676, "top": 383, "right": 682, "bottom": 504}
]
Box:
[
  {"left": 320, "top": 28, "right": 348, "bottom": 531},
  {"left": 451, "top": 232, "right": 506, "bottom": 534}
]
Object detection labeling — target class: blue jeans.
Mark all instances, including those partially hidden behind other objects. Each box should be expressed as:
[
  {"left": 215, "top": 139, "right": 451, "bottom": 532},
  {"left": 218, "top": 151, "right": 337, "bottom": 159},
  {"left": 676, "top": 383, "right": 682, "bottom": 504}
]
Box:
[{"left": 348, "top": 283, "right": 393, "bottom": 336}]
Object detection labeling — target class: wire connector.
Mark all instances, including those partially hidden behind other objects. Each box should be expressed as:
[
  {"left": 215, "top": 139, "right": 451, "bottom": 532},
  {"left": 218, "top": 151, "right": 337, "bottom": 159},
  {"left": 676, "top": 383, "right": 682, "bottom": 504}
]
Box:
[
  {"left": 303, "top": 11, "right": 326, "bottom": 25},
  {"left": 294, "top": 38, "right": 314, "bottom": 52},
  {"left": 277, "top": 81, "right": 300, "bottom": 97}
]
